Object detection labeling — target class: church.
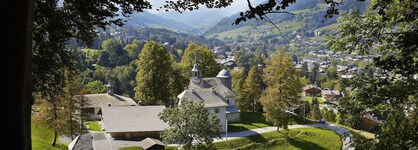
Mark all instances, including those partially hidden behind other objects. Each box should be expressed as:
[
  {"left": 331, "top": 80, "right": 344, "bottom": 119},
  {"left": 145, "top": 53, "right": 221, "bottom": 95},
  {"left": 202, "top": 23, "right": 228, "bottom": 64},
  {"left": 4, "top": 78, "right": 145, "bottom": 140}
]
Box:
[{"left": 177, "top": 62, "right": 241, "bottom": 132}]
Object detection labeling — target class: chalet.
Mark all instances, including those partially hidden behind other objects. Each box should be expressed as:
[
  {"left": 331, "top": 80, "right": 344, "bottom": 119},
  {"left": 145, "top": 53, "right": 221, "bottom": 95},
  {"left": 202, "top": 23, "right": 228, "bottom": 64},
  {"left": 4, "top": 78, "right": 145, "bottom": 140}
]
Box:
[
  {"left": 303, "top": 85, "right": 322, "bottom": 97},
  {"left": 322, "top": 89, "right": 341, "bottom": 101},
  {"left": 177, "top": 63, "right": 240, "bottom": 132},
  {"left": 99, "top": 106, "right": 169, "bottom": 139},
  {"left": 78, "top": 82, "right": 137, "bottom": 120}
]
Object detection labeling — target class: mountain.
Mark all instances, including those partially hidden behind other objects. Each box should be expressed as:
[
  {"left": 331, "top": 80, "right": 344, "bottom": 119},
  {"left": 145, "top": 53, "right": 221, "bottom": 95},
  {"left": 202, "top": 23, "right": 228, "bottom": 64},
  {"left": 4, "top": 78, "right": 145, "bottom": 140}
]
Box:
[
  {"left": 122, "top": 11, "right": 200, "bottom": 35},
  {"left": 205, "top": 0, "right": 367, "bottom": 42},
  {"left": 149, "top": 0, "right": 266, "bottom": 32}
]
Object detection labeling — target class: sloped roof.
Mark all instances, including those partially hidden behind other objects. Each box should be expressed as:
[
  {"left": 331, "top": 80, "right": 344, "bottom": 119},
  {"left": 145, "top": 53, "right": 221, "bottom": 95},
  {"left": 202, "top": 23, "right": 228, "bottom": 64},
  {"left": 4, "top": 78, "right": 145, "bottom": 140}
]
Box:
[
  {"left": 178, "top": 89, "right": 228, "bottom": 108},
  {"left": 81, "top": 94, "right": 137, "bottom": 108},
  {"left": 322, "top": 90, "right": 341, "bottom": 96},
  {"left": 138, "top": 137, "right": 164, "bottom": 150},
  {"left": 189, "top": 78, "right": 236, "bottom": 98},
  {"left": 100, "top": 106, "right": 169, "bottom": 133}
]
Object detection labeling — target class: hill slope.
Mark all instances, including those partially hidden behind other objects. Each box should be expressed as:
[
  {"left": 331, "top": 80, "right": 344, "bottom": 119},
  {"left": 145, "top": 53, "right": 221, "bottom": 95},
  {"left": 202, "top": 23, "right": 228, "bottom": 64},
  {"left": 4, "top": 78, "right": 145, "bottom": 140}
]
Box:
[
  {"left": 205, "top": 0, "right": 367, "bottom": 43},
  {"left": 123, "top": 11, "right": 200, "bottom": 35}
]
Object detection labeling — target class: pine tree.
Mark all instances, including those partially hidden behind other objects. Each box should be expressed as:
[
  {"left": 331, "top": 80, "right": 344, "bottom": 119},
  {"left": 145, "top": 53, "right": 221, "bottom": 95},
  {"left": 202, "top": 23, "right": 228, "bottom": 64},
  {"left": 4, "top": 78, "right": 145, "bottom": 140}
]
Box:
[
  {"left": 260, "top": 49, "right": 303, "bottom": 130},
  {"left": 240, "top": 65, "right": 263, "bottom": 112}
]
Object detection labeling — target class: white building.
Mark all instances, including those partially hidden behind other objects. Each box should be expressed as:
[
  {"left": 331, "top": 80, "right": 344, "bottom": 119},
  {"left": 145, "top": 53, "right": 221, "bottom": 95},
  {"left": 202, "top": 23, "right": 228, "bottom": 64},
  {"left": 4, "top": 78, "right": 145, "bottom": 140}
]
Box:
[{"left": 177, "top": 63, "right": 240, "bottom": 132}]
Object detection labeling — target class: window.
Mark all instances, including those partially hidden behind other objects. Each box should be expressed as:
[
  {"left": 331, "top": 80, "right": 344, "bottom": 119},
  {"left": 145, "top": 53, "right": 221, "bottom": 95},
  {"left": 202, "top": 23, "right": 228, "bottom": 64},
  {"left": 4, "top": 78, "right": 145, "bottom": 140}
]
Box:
[{"left": 214, "top": 108, "right": 219, "bottom": 113}]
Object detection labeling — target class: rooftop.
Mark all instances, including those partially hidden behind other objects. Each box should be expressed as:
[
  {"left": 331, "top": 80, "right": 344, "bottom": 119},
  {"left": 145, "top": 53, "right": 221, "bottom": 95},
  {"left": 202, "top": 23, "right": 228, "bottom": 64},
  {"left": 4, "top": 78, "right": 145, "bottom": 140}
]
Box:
[{"left": 100, "top": 106, "right": 169, "bottom": 133}]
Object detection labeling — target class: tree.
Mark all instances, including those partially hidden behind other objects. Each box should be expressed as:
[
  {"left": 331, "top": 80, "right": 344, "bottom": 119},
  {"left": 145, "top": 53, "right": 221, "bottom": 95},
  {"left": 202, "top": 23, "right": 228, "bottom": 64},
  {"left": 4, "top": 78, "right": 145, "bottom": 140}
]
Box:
[
  {"left": 134, "top": 41, "right": 172, "bottom": 105},
  {"left": 169, "top": 54, "right": 187, "bottom": 100},
  {"left": 325, "top": 66, "right": 338, "bottom": 80},
  {"left": 301, "top": 62, "right": 309, "bottom": 78},
  {"left": 180, "top": 42, "right": 220, "bottom": 80},
  {"left": 231, "top": 68, "right": 245, "bottom": 108},
  {"left": 310, "top": 97, "right": 321, "bottom": 120},
  {"left": 33, "top": 70, "right": 84, "bottom": 146},
  {"left": 101, "top": 38, "right": 129, "bottom": 67},
  {"left": 159, "top": 100, "right": 221, "bottom": 150},
  {"left": 123, "top": 39, "right": 144, "bottom": 62},
  {"left": 309, "top": 63, "right": 320, "bottom": 85},
  {"left": 84, "top": 80, "right": 107, "bottom": 94},
  {"left": 328, "top": 0, "right": 418, "bottom": 149},
  {"left": 260, "top": 49, "right": 303, "bottom": 130},
  {"left": 240, "top": 66, "right": 263, "bottom": 112}
]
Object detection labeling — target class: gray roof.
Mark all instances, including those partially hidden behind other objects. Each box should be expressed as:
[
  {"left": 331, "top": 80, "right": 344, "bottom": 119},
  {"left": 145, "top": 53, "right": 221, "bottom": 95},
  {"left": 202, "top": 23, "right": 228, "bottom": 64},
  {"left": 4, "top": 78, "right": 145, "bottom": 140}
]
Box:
[
  {"left": 322, "top": 90, "right": 341, "bottom": 96},
  {"left": 82, "top": 94, "right": 137, "bottom": 108},
  {"left": 178, "top": 89, "right": 228, "bottom": 108},
  {"left": 100, "top": 106, "right": 169, "bottom": 133},
  {"left": 226, "top": 105, "right": 240, "bottom": 113},
  {"left": 216, "top": 69, "right": 231, "bottom": 78},
  {"left": 138, "top": 137, "right": 164, "bottom": 150},
  {"left": 189, "top": 78, "right": 236, "bottom": 98}
]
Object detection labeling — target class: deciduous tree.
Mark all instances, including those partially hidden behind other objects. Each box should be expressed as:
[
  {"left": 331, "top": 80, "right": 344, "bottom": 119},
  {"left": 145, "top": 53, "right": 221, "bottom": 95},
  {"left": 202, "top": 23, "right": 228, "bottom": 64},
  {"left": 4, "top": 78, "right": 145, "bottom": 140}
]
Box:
[
  {"left": 134, "top": 41, "right": 172, "bottom": 105},
  {"left": 159, "top": 100, "right": 221, "bottom": 150},
  {"left": 180, "top": 42, "right": 220, "bottom": 80}
]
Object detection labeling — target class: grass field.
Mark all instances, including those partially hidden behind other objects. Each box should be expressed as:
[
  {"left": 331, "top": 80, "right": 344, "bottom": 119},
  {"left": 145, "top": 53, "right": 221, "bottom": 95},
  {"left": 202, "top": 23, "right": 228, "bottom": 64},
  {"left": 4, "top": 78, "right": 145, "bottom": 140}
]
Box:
[
  {"left": 304, "top": 96, "right": 325, "bottom": 103},
  {"left": 32, "top": 123, "right": 67, "bottom": 150},
  {"left": 228, "top": 112, "right": 315, "bottom": 132},
  {"left": 213, "top": 127, "right": 342, "bottom": 150},
  {"left": 85, "top": 121, "right": 102, "bottom": 131},
  {"left": 119, "top": 146, "right": 178, "bottom": 150}
]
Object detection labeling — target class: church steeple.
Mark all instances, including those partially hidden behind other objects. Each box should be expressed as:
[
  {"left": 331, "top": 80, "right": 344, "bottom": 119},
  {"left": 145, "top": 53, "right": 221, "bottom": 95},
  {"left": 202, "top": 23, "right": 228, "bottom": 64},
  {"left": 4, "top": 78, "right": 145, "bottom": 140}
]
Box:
[
  {"left": 106, "top": 81, "right": 113, "bottom": 95},
  {"left": 191, "top": 50, "right": 201, "bottom": 84}
]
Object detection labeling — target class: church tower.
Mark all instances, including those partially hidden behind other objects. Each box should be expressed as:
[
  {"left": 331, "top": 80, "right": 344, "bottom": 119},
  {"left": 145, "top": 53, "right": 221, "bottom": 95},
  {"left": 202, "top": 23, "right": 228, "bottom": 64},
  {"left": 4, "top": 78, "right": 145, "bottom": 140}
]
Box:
[{"left": 191, "top": 51, "right": 201, "bottom": 84}]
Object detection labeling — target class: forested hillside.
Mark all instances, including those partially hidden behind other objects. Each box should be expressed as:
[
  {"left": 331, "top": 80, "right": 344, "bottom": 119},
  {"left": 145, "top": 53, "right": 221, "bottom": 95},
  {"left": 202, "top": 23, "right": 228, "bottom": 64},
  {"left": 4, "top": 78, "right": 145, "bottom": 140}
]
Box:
[
  {"left": 71, "top": 27, "right": 224, "bottom": 98},
  {"left": 206, "top": 0, "right": 367, "bottom": 44}
]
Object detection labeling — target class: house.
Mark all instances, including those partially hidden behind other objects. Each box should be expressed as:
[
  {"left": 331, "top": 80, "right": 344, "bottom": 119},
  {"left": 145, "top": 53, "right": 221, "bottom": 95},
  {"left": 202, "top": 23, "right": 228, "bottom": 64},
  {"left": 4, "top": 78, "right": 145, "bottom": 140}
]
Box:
[
  {"left": 138, "top": 137, "right": 165, "bottom": 150},
  {"left": 177, "top": 63, "right": 240, "bottom": 132},
  {"left": 99, "top": 106, "right": 169, "bottom": 139},
  {"left": 303, "top": 85, "right": 322, "bottom": 97},
  {"left": 78, "top": 82, "right": 137, "bottom": 120},
  {"left": 322, "top": 89, "right": 341, "bottom": 101}
]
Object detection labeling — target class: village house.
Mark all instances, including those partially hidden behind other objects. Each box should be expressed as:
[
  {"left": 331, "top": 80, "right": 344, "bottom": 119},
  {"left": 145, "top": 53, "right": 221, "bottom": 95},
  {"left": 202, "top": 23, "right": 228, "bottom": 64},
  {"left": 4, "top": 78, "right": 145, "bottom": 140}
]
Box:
[
  {"left": 303, "top": 85, "right": 322, "bottom": 97},
  {"left": 78, "top": 82, "right": 137, "bottom": 120},
  {"left": 98, "top": 105, "right": 169, "bottom": 139},
  {"left": 177, "top": 63, "right": 240, "bottom": 132},
  {"left": 322, "top": 89, "right": 341, "bottom": 101}
]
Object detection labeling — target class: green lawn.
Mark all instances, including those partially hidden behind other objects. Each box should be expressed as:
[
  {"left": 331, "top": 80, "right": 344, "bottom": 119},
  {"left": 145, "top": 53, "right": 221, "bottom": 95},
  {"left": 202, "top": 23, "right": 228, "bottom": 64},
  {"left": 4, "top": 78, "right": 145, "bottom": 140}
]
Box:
[
  {"left": 228, "top": 112, "right": 271, "bottom": 132},
  {"left": 119, "top": 146, "right": 178, "bottom": 150},
  {"left": 32, "top": 123, "right": 67, "bottom": 150},
  {"left": 228, "top": 112, "right": 315, "bottom": 132},
  {"left": 85, "top": 121, "right": 102, "bottom": 131},
  {"left": 332, "top": 123, "right": 375, "bottom": 139},
  {"left": 304, "top": 96, "right": 325, "bottom": 103},
  {"left": 214, "top": 127, "right": 342, "bottom": 150}
]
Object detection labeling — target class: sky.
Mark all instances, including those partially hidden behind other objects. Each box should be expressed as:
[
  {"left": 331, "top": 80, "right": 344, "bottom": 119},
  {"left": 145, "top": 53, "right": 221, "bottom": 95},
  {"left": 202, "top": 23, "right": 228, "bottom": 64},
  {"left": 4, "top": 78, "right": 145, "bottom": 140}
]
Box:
[
  {"left": 145, "top": 0, "right": 265, "bottom": 28},
  {"left": 147, "top": 0, "right": 262, "bottom": 16}
]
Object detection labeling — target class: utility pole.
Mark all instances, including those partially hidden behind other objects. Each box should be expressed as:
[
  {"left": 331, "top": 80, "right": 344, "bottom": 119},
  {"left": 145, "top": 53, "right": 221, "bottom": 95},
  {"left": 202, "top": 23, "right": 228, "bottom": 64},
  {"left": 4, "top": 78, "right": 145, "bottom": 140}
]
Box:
[{"left": 226, "top": 119, "right": 228, "bottom": 140}]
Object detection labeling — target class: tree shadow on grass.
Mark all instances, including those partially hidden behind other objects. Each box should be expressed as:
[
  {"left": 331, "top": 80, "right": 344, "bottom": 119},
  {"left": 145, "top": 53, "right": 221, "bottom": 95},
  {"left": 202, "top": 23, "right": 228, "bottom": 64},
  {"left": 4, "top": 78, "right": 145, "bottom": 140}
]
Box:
[
  {"left": 242, "top": 133, "right": 268, "bottom": 143},
  {"left": 278, "top": 132, "right": 328, "bottom": 150}
]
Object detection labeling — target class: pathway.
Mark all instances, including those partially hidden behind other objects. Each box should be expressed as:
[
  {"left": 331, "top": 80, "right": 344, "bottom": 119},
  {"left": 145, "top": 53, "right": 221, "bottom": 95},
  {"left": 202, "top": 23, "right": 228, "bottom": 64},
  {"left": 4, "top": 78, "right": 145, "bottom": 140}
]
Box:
[
  {"left": 91, "top": 123, "right": 354, "bottom": 150},
  {"left": 214, "top": 123, "right": 354, "bottom": 150}
]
